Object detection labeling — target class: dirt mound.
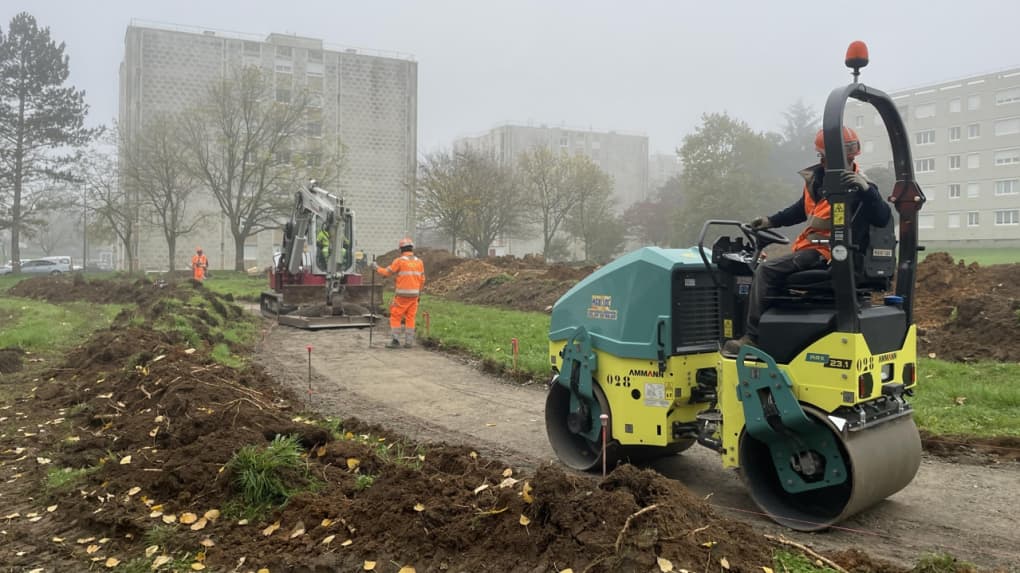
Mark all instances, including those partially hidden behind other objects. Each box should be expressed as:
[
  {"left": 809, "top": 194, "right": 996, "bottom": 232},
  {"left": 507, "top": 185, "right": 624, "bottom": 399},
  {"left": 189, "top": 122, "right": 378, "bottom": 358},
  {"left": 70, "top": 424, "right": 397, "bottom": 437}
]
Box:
[
  {"left": 0, "top": 347, "right": 25, "bottom": 375},
  {"left": 915, "top": 253, "right": 1020, "bottom": 361},
  {"left": 0, "top": 278, "right": 797, "bottom": 572}
]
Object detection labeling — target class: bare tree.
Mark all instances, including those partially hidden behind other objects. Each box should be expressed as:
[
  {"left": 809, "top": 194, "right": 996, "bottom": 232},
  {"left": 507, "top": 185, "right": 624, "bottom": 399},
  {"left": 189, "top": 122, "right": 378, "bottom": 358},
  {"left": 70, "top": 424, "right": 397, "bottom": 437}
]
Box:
[
  {"left": 181, "top": 67, "right": 332, "bottom": 270},
  {"left": 458, "top": 149, "right": 522, "bottom": 257},
  {"left": 518, "top": 147, "right": 584, "bottom": 257},
  {"left": 417, "top": 150, "right": 468, "bottom": 252},
  {"left": 564, "top": 158, "right": 617, "bottom": 261},
  {"left": 81, "top": 130, "right": 137, "bottom": 272},
  {"left": 122, "top": 114, "right": 204, "bottom": 272}
]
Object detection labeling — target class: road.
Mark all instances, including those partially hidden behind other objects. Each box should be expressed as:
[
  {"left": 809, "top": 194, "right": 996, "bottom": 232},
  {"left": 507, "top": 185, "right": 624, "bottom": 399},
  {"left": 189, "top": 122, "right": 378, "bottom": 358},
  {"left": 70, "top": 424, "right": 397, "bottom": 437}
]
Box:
[{"left": 256, "top": 321, "right": 1020, "bottom": 571}]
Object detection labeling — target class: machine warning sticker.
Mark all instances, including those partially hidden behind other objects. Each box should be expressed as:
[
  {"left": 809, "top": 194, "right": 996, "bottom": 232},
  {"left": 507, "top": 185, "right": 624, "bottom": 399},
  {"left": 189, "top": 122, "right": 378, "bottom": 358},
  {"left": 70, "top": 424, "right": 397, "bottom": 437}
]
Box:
[
  {"left": 644, "top": 383, "right": 669, "bottom": 408},
  {"left": 872, "top": 248, "right": 893, "bottom": 258},
  {"left": 805, "top": 353, "right": 829, "bottom": 363},
  {"left": 723, "top": 319, "right": 733, "bottom": 339},
  {"left": 833, "top": 203, "right": 845, "bottom": 226},
  {"left": 824, "top": 357, "right": 852, "bottom": 370},
  {"left": 587, "top": 295, "right": 618, "bottom": 320}
]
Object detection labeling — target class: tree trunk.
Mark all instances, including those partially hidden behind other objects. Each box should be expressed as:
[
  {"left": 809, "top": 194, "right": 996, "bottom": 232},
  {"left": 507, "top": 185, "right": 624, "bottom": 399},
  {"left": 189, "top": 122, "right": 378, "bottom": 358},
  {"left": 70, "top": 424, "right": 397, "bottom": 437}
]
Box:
[
  {"left": 167, "top": 236, "right": 177, "bottom": 272},
  {"left": 234, "top": 232, "right": 246, "bottom": 271}
]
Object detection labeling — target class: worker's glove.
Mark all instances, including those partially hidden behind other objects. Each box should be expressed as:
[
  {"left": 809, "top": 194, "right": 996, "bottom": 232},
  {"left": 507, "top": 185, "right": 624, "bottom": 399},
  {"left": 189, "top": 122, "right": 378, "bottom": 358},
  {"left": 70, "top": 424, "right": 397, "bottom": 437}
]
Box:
[
  {"left": 370, "top": 261, "right": 379, "bottom": 270},
  {"left": 841, "top": 171, "right": 870, "bottom": 192},
  {"left": 749, "top": 216, "right": 772, "bottom": 231}
]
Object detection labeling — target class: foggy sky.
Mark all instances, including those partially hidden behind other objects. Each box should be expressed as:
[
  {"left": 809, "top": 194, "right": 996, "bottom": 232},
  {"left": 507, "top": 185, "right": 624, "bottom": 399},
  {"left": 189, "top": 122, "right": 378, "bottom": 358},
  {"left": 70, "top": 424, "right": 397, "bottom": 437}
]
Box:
[{"left": 7, "top": 0, "right": 1020, "bottom": 156}]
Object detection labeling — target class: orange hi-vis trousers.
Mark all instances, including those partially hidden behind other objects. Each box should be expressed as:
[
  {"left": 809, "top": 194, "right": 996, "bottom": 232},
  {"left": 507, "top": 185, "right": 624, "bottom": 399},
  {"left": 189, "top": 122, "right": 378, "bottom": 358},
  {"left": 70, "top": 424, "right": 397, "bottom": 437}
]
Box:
[{"left": 389, "top": 295, "right": 419, "bottom": 329}]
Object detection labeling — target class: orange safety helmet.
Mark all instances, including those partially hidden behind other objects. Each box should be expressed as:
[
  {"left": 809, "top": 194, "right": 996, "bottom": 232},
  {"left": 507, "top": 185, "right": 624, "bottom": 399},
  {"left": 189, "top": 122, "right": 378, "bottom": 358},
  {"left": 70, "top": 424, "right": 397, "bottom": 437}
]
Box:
[
  {"left": 398, "top": 237, "right": 414, "bottom": 250},
  {"left": 815, "top": 126, "right": 861, "bottom": 159}
]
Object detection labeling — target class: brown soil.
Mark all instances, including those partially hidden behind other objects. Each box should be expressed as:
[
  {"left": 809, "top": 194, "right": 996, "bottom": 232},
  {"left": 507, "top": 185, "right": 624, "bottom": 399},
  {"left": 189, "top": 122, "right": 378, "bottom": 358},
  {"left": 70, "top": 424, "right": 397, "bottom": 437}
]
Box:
[
  {"left": 0, "top": 277, "right": 788, "bottom": 572},
  {"left": 0, "top": 347, "right": 25, "bottom": 375}
]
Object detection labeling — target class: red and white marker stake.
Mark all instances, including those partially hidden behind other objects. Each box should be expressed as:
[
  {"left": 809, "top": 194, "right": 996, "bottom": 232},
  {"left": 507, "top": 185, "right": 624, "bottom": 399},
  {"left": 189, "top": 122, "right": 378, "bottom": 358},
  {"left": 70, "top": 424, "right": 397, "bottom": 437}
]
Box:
[
  {"left": 511, "top": 337, "right": 519, "bottom": 372},
  {"left": 600, "top": 413, "right": 609, "bottom": 478},
  {"left": 306, "top": 345, "right": 313, "bottom": 407}
]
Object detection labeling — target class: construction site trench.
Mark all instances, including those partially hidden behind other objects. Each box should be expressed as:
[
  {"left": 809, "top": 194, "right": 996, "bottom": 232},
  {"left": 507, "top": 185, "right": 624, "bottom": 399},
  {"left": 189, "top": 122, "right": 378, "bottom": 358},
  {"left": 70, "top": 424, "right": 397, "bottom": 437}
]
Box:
[{"left": 0, "top": 251, "right": 1017, "bottom": 572}]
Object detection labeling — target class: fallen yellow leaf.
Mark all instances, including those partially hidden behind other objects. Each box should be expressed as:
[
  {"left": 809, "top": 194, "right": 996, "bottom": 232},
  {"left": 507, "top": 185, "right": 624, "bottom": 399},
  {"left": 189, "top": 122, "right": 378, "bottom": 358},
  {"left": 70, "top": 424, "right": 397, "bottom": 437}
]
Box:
[
  {"left": 473, "top": 484, "right": 489, "bottom": 494},
  {"left": 364, "top": 561, "right": 376, "bottom": 571},
  {"left": 262, "top": 521, "right": 281, "bottom": 536},
  {"left": 161, "top": 514, "right": 176, "bottom": 524},
  {"left": 347, "top": 458, "right": 360, "bottom": 471},
  {"left": 46, "top": 504, "right": 58, "bottom": 512},
  {"left": 762, "top": 567, "right": 775, "bottom": 573},
  {"left": 203, "top": 509, "right": 220, "bottom": 521},
  {"left": 320, "top": 518, "right": 334, "bottom": 527},
  {"left": 190, "top": 517, "right": 208, "bottom": 531},
  {"left": 127, "top": 487, "right": 141, "bottom": 497},
  {"left": 104, "top": 557, "right": 120, "bottom": 567},
  {"left": 502, "top": 468, "right": 513, "bottom": 477},
  {"left": 341, "top": 539, "right": 353, "bottom": 547},
  {"left": 152, "top": 556, "right": 172, "bottom": 568},
  {"left": 180, "top": 512, "right": 198, "bottom": 525},
  {"left": 257, "top": 569, "right": 269, "bottom": 573},
  {"left": 321, "top": 534, "right": 336, "bottom": 545},
  {"left": 398, "top": 567, "right": 416, "bottom": 573},
  {"left": 522, "top": 481, "right": 534, "bottom": 504},
  {"left": 519, "top": 515, "right": 531, "bottom": 526},
  {"left": 86, "top": 544, "right": 101, "bottom": 554},
  {"left": 469, "top": 451, "right": 478, "bottom": 459},
  {"left": 720, "top": 557, "right": 730, "bottom": 570},
  {"left": 290, "top": 522, "right": 306, "bottom": 538},
  {"left": 657, "top": 556, "right": 674, "bottom": 572},
  {"left": 191, "top": 564, "right": 206, "bottom": 571},
  {"left": 199, "top": 539, "right": 215, "bottom": 548},
  {"left": 119, "top": 455, "right": 132, "bottom": 465},
  {"left": 701, "top": 541, "right": 717, "bottom": 548},
  {"left": 145, "top": 545, "right": 159, "bottom": 557},
  {"left": 413, "top": 503, "right": 425, "bottom": 512},
  {"left": 316, "top": 445, "right": 326, "bottom": 457}
]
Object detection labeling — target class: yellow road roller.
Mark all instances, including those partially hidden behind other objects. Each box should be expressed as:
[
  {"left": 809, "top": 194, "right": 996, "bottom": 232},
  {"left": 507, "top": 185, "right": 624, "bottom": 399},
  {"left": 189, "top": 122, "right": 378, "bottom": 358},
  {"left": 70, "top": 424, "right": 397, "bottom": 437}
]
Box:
[{"left": 545, "top": 42, "right": 927, "bottom": 531}]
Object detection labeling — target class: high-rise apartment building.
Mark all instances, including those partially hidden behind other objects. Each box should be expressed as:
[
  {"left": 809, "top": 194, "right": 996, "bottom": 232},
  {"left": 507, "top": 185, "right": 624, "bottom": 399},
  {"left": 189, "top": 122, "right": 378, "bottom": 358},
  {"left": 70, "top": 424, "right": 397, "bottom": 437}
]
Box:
[
  {"left": 453, "top": 124, "right": 648, "bottom": 256},
  {"left": 648, "top": 152, "right": 682, "bottom": 196},
  {"left": 119, "top": 21, "right": 417, "bottom": 270},
  {"left": 849, "top": 68, "right": 1020, "bottom": 248}
]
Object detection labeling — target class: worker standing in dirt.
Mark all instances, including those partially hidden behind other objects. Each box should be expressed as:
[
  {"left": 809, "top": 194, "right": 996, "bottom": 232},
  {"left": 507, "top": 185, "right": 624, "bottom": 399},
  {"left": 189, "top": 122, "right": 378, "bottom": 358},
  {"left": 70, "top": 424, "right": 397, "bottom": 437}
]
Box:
[
  {"left": 191, "top": 247, "right": 208, "bottom": 282},
  {"left": 724, "top": 127, "right": 891, "bottom": 355},
  {"left": 372, "top": 237, "right": 425, "bottom": 349}
]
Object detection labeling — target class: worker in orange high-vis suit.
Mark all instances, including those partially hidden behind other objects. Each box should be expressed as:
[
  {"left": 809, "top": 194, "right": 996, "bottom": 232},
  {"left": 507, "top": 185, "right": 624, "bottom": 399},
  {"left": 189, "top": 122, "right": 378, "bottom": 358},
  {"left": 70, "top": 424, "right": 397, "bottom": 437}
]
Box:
[
  {"left": 723, "top": 126, "right": 891, "bottom": 356},
  {"left": 191, "top": 247, "right": 208, "bottom": 281},
  {"left": 372, "top": 237, "right": 426, "bottom": 349}
]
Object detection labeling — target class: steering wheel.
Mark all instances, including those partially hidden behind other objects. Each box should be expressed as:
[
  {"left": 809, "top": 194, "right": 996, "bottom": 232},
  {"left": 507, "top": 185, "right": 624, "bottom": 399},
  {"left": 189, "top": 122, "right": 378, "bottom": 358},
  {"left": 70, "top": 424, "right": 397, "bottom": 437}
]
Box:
[{"left": 739, "top": 223, "right": 790, "bottom": 247}]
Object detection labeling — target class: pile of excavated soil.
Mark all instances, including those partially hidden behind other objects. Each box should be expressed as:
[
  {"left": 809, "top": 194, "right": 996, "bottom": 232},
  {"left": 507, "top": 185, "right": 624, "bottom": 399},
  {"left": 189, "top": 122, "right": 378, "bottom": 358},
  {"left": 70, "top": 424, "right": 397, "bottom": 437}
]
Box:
[
  {"left": 914, "top": 253, "right": 1020, "bottom": 362},
  {"left": 0, "top": 277, "right": 807, "bottom": 572},
  {"left": 0, "top": 347, "right": 25, "bottom": 375}
]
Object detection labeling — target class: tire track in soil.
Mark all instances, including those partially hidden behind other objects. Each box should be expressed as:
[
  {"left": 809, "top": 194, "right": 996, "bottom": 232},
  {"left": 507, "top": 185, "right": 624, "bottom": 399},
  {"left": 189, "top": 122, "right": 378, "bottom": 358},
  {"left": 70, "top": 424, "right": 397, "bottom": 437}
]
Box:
[{"left": 256, "top": 319, "right": 1020, "bottom": 571}]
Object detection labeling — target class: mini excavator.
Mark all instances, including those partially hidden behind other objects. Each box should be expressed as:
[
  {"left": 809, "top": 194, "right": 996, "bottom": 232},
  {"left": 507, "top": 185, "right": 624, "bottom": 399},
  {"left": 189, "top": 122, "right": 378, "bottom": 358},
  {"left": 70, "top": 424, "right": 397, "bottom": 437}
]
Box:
[
  {"left": 544, "top": 42, "right": 927, "bottom": 530},
  {"left": 260, "top": 181, "right": 381, "bottom": 330}
]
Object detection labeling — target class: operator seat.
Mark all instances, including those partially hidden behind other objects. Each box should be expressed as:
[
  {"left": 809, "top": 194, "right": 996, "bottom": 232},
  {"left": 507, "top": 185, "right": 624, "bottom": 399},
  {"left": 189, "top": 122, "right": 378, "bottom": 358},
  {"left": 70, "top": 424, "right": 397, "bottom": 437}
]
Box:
[{"left": 782, "top": 213, "right": 897, "bottom": 296}]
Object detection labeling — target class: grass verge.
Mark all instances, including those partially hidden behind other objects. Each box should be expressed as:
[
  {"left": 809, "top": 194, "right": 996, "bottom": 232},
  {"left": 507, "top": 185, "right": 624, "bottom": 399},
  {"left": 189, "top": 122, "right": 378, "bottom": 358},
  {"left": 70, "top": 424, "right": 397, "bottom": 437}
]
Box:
[
  {"left": 0, "top": 298, "right": 124, "bottom": 357},
  {"left": 924, "top": 248, "right": 1020, "bottom": 266},
  {"left": 201, "top": 270, "right": 267, "bottom": 302}
]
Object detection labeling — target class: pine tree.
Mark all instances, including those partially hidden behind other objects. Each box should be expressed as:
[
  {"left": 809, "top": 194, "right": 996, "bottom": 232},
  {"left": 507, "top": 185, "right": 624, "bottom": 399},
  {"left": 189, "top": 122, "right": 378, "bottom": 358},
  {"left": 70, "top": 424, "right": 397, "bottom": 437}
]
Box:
[{"left": 0, "top": 12, "right": 97, "bottom": 270}]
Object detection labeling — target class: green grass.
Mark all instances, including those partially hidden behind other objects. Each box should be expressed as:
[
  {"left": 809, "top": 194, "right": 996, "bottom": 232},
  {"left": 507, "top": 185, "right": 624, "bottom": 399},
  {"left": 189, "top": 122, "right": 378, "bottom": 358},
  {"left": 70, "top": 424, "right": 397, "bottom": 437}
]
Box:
[
  {"left": 912, "top": 359, "right": 1020, "bottom": 437},
  {"left": 912, "top": 553, "right": 977, "bottom": 573},
  {"left": 773, "top": 550, "right": 839, "bottom": 572},
  {"left": 44, "top": 466, "right": 96, "bottom": 493},
  {"left": 226, "top": 435, "right": 311, "bottom": 518},
  {"left": 417, "top": 294, "right": 552, "bottom": 379},
  {"left": 0, "top": 298, "right": 124, "bottom": 357},
  {"left": 202, "top": 270, "right": 267, "bottom": 302},
  {"left": 924, "top": 248, "right": 1020, "bottom": 266}
]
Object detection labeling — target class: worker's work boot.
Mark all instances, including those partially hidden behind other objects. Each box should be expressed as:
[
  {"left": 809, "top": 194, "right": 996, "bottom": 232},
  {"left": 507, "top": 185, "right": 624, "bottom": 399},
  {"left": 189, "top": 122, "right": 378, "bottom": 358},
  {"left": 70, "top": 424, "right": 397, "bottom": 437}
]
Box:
[
  {"left": 386, "top": 338, "right": 402, "bottom": 349},
  {"left": 722, "top": 335, "right": 756, "bottom": 358},
  {"left": 404, "top": 329, "right": 415, "bottom": 349}
]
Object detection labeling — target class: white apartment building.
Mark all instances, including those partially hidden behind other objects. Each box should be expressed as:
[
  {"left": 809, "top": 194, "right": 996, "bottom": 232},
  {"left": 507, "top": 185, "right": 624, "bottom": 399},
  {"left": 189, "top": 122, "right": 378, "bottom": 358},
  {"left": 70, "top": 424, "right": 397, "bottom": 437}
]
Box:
[
  {"left": 849, "top": 68, "right": 1020, "bottom": 248},
  {"left": 120, "top": 21, "right": 417, "bottom": 270}
]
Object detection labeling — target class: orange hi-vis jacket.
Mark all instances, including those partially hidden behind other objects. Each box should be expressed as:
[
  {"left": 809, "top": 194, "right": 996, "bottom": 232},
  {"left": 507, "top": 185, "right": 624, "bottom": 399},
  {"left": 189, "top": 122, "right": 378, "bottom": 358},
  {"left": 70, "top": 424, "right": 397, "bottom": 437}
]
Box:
[
  {"left": 377, "top": 252, "right": 425, "bottom": 297},
  {"left": 789, "top": 163, "right": 862, "bottom": 261},
  {"left": 191, "top": 254, "right": 208, "bottom": 279}
]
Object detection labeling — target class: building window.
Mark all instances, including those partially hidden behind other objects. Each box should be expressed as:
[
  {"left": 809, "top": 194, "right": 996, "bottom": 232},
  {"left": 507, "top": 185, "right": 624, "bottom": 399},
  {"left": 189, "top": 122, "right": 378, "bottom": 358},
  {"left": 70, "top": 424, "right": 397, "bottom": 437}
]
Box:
[
  {"left": 967, "top": 183, "right": 980, "bottom": 198},
  {"left": 949, "top": 184, "right": 961, "bottom": 199},
  {"left": 243, "top": 41, "right": 261, "bottom": 56},
  {"left": 915, "top": 130, "right": 936, "bottom": 145},
  {"left": 967, "top": 211, "right": 980, "bottom": 226},
  {"left": 995, "top": 148, "right": 1020, "bottom": 165},
  {"left": 308, "top": 92, "right": 323, "bottom": 108},
  {"left": 949, "top": 155, "right": 961, "bottom": 170},
  {"left": 968, "top": 95, "right": 981, "bottom": 111},
  {"left": 948, "top": 213, "right": 961, "bottom": 228},
  {"left": 308, "top": 49, "right": 323, "bottom": 63},
  {"left": 949, "top": 126, "right": 961, "bottom": 141},
  {"left": 275, "top": 61, "right": 293, "bottom": 73},
  {"left": 995, "top": 209, "right": 1019, "bottom": 225},
  {"left": 995, "top": 179, "right": 1018, "bottom": 196},
  {"left": 275, "top": 45, "right": 292, "bottom": 59},
  {"left": 967, "top": 153, "right": 980, "bottom": 169},
  {"left": 559, "top": 136, "right": 568, "bottom": 148},
  {"left": 914, "top": 103, "right": 936, "bottom": 119},
  {"left": 994, "top": 117, "right": 1020, "bottom": 136},
  {"left": 949, "top": 98, "right": 961, "bottom": 113},
  {"left": 968, "top": 123, "right": 981, "bottom": 138},
  {"left": 855, "top": 115, "right": 864, "bottom": 128},
  {"left": 275, "top": 87, "right": 291, "bottom": 103},
  {"left": 307, "top": 75, "right": 323, "bottom": 93},
  {"left": 915, "top": 158, "right": 935, "bottom": 173},
  {"left": 919, "top": 214, "right": 935, "bottom": 229},
  {"left": 995, "top": 88, "right": 1020, "bottom": 105},
  {"left": 306, "top": 108, "right": 322, "bottom": 137}
]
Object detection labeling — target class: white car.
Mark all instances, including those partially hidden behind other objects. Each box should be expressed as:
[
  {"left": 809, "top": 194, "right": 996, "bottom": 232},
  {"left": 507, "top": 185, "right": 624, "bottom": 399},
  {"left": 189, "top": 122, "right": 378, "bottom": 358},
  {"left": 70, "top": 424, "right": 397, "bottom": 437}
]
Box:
[{"left": 18, "top": 258, "right": 72, "bottom": 275}]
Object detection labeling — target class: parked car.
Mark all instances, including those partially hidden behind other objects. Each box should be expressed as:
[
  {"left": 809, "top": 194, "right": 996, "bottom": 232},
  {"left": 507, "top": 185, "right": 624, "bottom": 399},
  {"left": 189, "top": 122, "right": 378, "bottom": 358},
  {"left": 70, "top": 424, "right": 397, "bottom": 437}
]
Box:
[
  {"left": 0, "top": 263, "right": 11, "bottom": 275},
  {"left": 19, "top": 258, "right": 72, "bottom": 275}
]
